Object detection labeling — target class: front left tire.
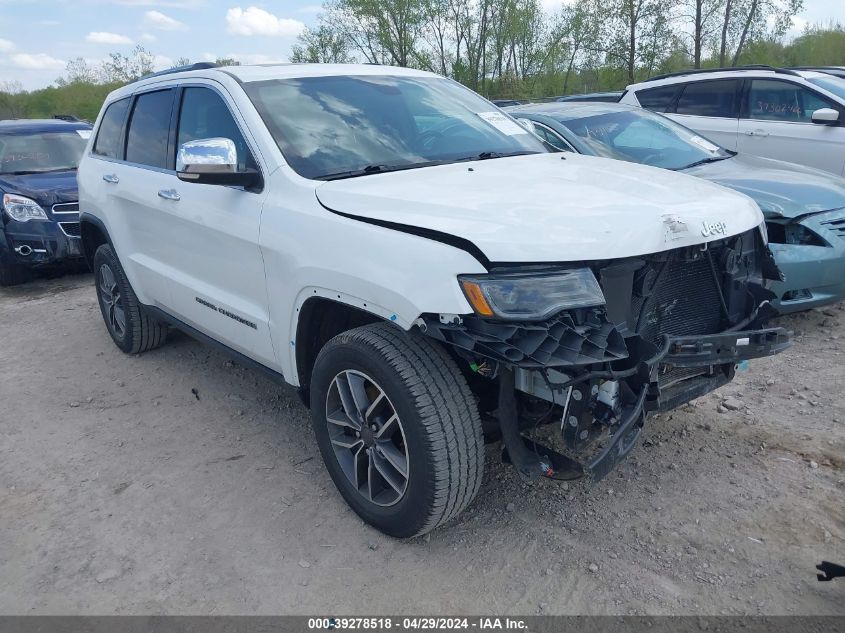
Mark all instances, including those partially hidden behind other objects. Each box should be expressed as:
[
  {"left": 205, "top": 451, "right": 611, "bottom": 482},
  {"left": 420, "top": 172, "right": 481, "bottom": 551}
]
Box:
[{"left": 310, "top": 322, "right": 485, "bottom": 538}]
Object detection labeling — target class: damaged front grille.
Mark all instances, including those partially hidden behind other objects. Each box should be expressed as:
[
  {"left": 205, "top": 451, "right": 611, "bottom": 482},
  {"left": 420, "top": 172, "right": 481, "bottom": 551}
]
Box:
[{"left": 426, "top": 310, "right": 627, "bottom": 367}]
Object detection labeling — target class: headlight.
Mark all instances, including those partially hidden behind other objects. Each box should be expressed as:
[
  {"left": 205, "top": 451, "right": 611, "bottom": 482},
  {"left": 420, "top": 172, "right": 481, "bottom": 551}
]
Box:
[
  {"left": 2, "top": 194, "right": 48, "bottom": 222},
  {"left": 459, "top": 268, "right": 605, "bottom": 320}
]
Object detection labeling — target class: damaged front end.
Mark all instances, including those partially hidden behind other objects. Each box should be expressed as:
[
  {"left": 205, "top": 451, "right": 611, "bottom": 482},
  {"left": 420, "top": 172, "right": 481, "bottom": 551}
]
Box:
[{"left": 420, "top": 228, "right": 792, "bottom": 483}]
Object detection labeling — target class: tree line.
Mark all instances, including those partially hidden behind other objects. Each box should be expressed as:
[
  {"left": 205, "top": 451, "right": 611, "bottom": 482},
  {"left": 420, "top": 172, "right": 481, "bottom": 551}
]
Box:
[{"left": 1, "top": 0, "right": 843, "bottom": 121}]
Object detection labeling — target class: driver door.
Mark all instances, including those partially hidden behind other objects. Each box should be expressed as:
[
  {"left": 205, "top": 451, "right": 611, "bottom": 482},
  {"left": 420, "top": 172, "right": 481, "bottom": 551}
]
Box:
[{"left": 159, "top": 84, "right": 276, "bottom": 367}]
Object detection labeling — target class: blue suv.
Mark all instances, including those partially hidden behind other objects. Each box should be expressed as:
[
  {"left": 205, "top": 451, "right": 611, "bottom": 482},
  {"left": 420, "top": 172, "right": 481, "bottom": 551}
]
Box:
[{"left": 0, "top": 119, "right": 91, "bottom": 285}]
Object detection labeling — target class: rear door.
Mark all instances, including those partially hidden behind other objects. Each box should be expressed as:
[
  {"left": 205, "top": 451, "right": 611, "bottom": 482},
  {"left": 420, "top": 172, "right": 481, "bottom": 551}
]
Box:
[
  {"left": 737, "top": 78, "right": 845, "bottom": 175},
  {"left": 665, "top": 79, "right": 741, "bottom": 150}
]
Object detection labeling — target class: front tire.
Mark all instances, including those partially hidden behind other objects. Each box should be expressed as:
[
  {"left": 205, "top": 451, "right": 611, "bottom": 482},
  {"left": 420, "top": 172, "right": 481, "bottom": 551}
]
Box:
[
  {"left": 93, "top": 244, "right": 167, "bottom": 354},
  {"left": 310, "top": 323, "right": 484, "bottom": 538}
]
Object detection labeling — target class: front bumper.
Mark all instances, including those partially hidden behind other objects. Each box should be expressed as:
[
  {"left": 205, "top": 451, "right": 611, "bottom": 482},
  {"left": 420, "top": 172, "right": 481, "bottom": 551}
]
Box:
[
  {"left": 0, "top": 218, "right": 83, "bottom": 269},
  {"left": 769, "top": 209, "right": 845, "bottom": 313}
]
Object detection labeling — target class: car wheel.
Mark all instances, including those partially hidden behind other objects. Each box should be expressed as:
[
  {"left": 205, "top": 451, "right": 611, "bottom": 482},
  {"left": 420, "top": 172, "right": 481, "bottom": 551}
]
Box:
[
  {"left": 0, "top": 259, "right": 32, "bottom": 286},
  {"left": 93, "top": 244, "right": 167, "bottom": 354},
  {"left": 310, "top": 322, "right": 484, "bottom": 538}
]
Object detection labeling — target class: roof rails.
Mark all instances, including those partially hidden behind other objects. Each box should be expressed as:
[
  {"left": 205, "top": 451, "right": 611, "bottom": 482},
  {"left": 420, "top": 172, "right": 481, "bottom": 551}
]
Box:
[
  {"left": 130, "top": 62, "right": 219, "bottom": 84},
  {"left": 644, "top": 64, "right": 801, "bottom": 83}
]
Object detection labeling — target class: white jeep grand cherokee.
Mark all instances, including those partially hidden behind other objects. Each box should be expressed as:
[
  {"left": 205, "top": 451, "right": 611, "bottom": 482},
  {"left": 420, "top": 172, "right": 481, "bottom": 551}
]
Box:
[{"left": 78, "top": 63, "right": 790, "bottom": 537}]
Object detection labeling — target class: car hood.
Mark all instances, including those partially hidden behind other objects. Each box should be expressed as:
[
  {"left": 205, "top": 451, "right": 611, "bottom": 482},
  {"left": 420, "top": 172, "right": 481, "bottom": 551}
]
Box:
[
  {"left": 0, "top": 170, "right": 78, "bottom": 207},
  {"left": 315, "top": 153, "right": 763, "bottom": 264},
  {"left": 685, "top": 154, "right": 845, "bottom": 219}
]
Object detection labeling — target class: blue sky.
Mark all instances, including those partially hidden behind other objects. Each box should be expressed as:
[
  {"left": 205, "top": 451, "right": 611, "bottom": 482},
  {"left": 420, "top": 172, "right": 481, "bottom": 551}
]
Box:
[{"left": 0, "top": 0, "right": 842, "bottom": 90}]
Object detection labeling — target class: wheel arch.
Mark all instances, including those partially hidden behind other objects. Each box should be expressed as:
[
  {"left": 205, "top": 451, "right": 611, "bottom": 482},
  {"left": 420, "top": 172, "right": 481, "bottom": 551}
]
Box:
[
  {"left": 80, "top": 213, "right": 113, "bottom": 270},
  {"left": 293, "top": 295, "right": 388, "bottom": 398}
]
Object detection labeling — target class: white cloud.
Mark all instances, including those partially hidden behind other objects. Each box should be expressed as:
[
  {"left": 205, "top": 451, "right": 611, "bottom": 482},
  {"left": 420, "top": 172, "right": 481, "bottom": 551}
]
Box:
[
  {"left": 200, "top": 52, "right": 287, "bottom": 65},
  {"left": 0, "top": 38, "right": 14, "bottom": 52},
  {"left": 86, "top": 32, "right": 134, "bottom": 45},
  {"left": 226, "top": 6, "right": 305, "bottom": 38},
  {"left": 11, "top": 53, "right": 66, "bottom": 70},
  {"left": 140, "top": 33, "right": 158, "bottom": 42},
  {"left": 153, "top": 54, "right": 174, "bottom": 70},
  {"left": 144, "top": 10, "right": 187, "bottom": 31}
]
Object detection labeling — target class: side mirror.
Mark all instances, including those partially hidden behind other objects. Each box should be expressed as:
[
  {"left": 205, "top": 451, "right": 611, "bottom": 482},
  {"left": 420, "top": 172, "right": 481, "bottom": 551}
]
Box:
[
  {"left": 176, "top": 137, "right": 259, "bottom": 187},
  {"left": 811, "top": 108, "right": 839, "bottom": 125}
]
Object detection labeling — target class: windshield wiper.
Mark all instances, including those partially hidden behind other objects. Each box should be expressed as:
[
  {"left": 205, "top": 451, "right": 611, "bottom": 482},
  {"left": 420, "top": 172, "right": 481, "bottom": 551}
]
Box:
[
  {"left": 456, "top": 150, "right": 539, "bottom": 162},
  {"left": 1, "top": 167, "right": 77, "bottom": 176},
  {"left": 317, "top": 163, "right": 425, "bottom": 181},
  {"left": 679, "top": 155, "right": 732, "bottom": 170}
]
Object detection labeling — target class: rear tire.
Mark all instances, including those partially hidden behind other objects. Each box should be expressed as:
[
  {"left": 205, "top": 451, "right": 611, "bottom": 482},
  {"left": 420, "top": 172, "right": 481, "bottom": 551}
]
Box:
[
  {"left": 310, "top": 322, "right": 484, "bottom": 538},
  {"left": 93, "top": 244, "right": 167, "bottom": 354},
  {"left": 0, "top": 260, "right": 32, "bottom": 286}
]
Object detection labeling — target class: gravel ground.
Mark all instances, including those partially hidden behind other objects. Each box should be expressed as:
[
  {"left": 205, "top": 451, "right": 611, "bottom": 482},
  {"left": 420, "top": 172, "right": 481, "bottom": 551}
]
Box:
[{"left": 1, "top": 272, "right": 843, "bottom": 615}]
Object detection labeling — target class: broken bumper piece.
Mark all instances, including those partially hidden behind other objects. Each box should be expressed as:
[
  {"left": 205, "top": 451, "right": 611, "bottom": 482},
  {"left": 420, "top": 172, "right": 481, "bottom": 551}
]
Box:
[{"left": 500, "top": 326, "right": 792, "bottom": 484}]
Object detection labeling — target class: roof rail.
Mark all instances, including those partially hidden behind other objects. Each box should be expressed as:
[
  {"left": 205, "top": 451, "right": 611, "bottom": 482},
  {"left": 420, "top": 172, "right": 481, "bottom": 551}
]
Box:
[
  {"left": 130, "top": 62, "right": 219, "bottom": 84},
  {"left": 644, "top": 64, "right": 801, "bottom": 83}
]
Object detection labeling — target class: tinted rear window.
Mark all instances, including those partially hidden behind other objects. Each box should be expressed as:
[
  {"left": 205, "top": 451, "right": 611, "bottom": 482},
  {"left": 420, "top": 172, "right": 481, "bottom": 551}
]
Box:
[
  {"left": 93, "top": 97, "right": 130, "bottom": 159},
  {"left": 676, "top": 80, "right": 738, "bottom": 118},
  {"left": 635, "top": 85, "right": 679, "bottom": 112},
  {"left": 126, "top": 89, "right": 174, "bottom": 169}
]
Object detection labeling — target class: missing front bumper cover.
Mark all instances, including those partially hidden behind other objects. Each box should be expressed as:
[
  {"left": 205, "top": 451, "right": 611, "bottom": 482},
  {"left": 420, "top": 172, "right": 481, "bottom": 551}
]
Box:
[{"left": 499, "top": 326, "right": 792, "bottom": 483}]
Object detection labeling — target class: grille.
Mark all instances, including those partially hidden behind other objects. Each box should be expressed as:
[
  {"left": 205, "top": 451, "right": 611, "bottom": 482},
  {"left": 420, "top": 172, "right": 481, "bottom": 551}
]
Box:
[
  {"left": 821, "top": 215, "right": 845, "bottom": 241},
  {"left": 59, "top": 222, "right": 81, "bottom": 238},
  {"left": 634, "top": 248, "right": 724, "bottom": 344},
  {"left": 52, "top": 202, "right": 79, "bottom": 215}
]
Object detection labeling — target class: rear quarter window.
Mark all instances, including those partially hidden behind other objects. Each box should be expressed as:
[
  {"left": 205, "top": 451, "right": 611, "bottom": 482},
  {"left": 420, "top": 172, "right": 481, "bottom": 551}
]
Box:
[
  {"left": 675, "top": 80, "right": 739, "bottom": 118},
  {"left": 635, "top": 85, "right": 680, "bottom": 112},
  {"left": 93, "top": 97, "right": 131, "bottom": 159}
]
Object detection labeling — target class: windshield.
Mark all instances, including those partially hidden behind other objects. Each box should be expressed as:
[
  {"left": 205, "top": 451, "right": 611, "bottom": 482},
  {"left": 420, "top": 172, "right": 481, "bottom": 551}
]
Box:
[
  {"left": 807, "top": 76, "right": 845, "bottom": 101},
  {"left": 0, "top": 130, "right": 90, "bottom": 174},
  {"left": 242, "top": 75, "right": 545, "bottom": 180},
  {"left": 557, "top": 108, "right": 732, "bottom": 170}
]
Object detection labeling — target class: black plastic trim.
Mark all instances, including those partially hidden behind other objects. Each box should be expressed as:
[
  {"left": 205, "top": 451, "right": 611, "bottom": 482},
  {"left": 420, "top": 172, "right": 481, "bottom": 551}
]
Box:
[
  {"left": 319, "top": 202, "right": 491, "bottom": 269},
  {"left": 142, "top": 304, "right": 288, "bottom": 385}
]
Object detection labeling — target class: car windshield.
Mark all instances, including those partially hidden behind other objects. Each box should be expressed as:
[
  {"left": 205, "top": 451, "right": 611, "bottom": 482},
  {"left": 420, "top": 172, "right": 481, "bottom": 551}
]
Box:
[
  {"left": 242, "top": 74, "right": 545, "bottom": 180},
  {"left": 806, "top": 76, "right": 845, "bottom": 101},
  {"left": 556, "top": 108, "right": 732, "bottom": 170},
  {"left": 0, "top": 130, "right": 90, "bottom": 175}
]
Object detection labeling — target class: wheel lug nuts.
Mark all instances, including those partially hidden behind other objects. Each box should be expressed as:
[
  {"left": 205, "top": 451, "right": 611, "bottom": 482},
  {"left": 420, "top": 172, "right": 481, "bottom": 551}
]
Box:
[
  {"left": 355, "top": 431, "right": 361, "bottom": 438},
  {"left": 370, "top": 425, "right": 377, "bottom": 431}
]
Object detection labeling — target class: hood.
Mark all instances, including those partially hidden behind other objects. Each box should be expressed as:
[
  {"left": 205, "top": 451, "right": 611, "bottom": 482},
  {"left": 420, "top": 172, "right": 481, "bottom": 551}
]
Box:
[
  {"left": 315, "top": 153, "right": 763, "bottom": 264},
  {"left": 0, "top": 170, "right": 79, "bottom": 207},
  {"left": 685, "top": 154, "right": 845, "bottom": 219}
]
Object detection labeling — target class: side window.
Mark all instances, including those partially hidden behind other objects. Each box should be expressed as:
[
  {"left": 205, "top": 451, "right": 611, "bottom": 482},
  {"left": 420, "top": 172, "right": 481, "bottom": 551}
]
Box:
[
  {"left": 748, "top": 79, "right": 836, "bottom": 122},
  {"left": 176, "top": 87, "right": 257, "bottom": 171},
  {"left": 125, "top": 89, "right": 174, "bottom": 169},
  {"left": 93, "top": 97, "right": 131, "bottom": 159},
  {"left": 676, "top": 80, "right": 738, "bottom": 118},
  {"left": 533, "top": 123, "right": 573, "bottom": 152},
  {"left": 636, "top": 85, "right": 680, "bottom": 112}
]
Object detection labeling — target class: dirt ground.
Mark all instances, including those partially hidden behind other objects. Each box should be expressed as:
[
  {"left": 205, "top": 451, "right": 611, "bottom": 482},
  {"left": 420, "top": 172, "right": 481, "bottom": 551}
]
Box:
[{"left": 1, "top": 271, "right": 843, "bottom": 615}]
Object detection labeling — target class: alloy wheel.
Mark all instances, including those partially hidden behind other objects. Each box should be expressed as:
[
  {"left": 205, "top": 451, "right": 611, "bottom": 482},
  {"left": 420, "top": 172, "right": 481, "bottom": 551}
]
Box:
[
  {"left": 325, "top": 370, "right": 409, "bottom": 506},
  {"left": 98, "top": 263, "right": 127, "bottom": 339}
]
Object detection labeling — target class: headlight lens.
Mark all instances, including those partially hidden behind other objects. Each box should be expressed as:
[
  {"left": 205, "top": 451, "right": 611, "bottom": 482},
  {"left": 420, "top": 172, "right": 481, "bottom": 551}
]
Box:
[
  {"left": 459, "top": 268, "right": 605, "bottom": 320},
  {"left": 2, "top": 194, "right": 48, "bottom": 222}
]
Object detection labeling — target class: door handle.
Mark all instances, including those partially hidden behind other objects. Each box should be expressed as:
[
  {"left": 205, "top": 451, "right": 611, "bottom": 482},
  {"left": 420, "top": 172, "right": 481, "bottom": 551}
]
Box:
[
  {"left": 102, "top": 174, "right": 119, "bottom": 184},
  {"left": 157, "top": 189, "right": 181, "bottom": 201},
  {"left": 744, "top": 130, "right": 770, "bottom": 138}
]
